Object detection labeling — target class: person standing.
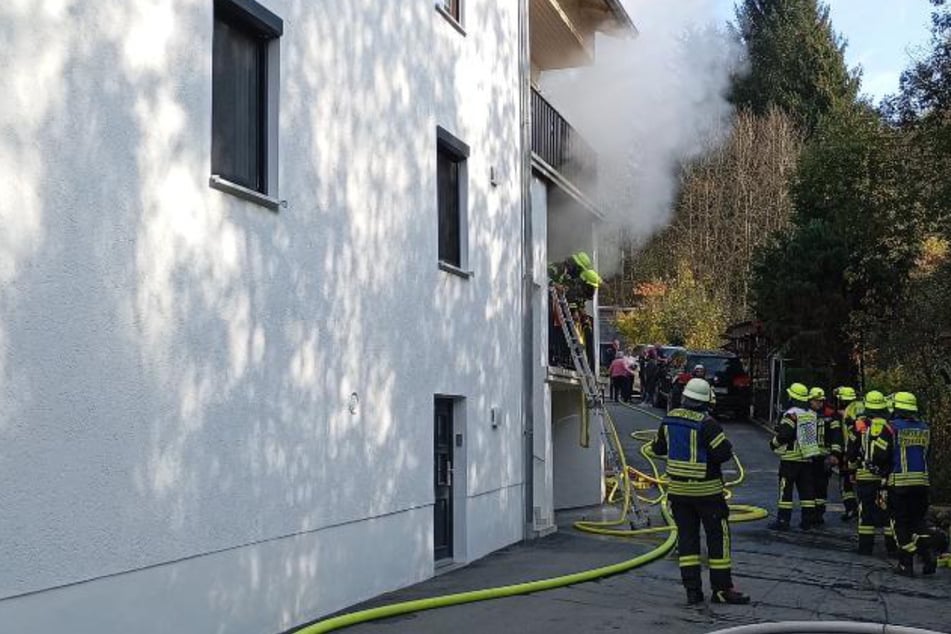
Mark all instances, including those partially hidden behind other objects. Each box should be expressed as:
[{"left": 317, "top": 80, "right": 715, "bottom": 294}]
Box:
[
  {"left": 849, "top": 391, "right": 897, "bottom": 556},
  {"left": 871, "top": 392, "right": 936, "bottom": 576},
  {"left": 809, "top": 387, "right": 836, "bottom": 525},
  {"left": 609, "top": 352, "right": 629, "bottom": 403},
  {"left": 768, "top": 383, "right": 820, "bottom": 531},
  {"left": 649, "top": 378, "right": 750, "bottom": 605},
  {"left": 832, "top": 387, "right": 860, "bottom": 521}
]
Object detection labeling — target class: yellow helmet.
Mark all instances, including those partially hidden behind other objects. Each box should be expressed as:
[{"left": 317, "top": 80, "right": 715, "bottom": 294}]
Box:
[
  {"left": 787, "top": 383, "right": 810, "bottom": 402},
  {"left": 863, "top": 390, "right": 888, "bottom": 411},
  {"left": 892, "top": 391, "right": 918, "bottom": 413},
  {"left": 580, "top": 269, "right": 601, "bottom": 288},
  {"left": 834, "top": 386, "right": 857, "bottom": 402},
  {"left": 571, "top": 251, "right": 592, "bottom": 270},
  {"left": 809, "top": 387, "right": 825, "bottom": 401}
]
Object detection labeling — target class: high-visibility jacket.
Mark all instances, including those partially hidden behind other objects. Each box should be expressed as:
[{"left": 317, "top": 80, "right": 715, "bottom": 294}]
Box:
[
  {"left": 650, "top": 408, "right": 733, "bottom": 497},
  {"left": 872, "top": 417, "right": 930, "bottom": 487},
  {"left": 849, "top": 415, "right": 890, "bottom": 482},
  {"left": 816, "top": 405, "right": 838, "bottom": 456},
  {"left": 770, "top": 407, "right": 820, "bottom": 462},
  {"left": 840, "top": 401, "right": 865, "bottom": 469}
]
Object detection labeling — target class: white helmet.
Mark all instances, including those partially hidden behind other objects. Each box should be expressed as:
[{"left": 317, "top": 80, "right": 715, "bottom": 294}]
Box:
[{"left": 683, "top": 378, "right": 712, "bottom": 403}]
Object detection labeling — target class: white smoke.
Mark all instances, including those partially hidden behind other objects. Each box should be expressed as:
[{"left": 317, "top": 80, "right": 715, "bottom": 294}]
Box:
[{"left": 540, "top": 0, "right": 746, "bottom": 277}]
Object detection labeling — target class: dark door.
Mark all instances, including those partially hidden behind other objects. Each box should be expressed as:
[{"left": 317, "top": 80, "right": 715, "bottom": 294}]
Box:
[{"left": 434, "top": 398, "right": 454, "bottom": 561}]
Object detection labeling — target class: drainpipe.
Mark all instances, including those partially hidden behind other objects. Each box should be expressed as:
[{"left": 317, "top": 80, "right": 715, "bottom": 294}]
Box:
[{"left": 518, "top": 0, "right": 535, "bottom": 540}]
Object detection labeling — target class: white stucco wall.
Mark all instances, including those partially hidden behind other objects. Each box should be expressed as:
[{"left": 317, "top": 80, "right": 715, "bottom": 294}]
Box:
[{"left": 0, "top": 1, "right": 524, "bottom": 631}]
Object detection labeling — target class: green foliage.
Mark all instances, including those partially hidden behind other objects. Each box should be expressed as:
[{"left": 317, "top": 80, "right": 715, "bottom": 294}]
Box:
[
  {"left": 750, "top": 219, "right": 853, "bottom": 378},
  {"left": 732, "top": 0, "right": 859, "bottom": 136},
  {"left": 881, "top": 0, "right": 951, "bottom": 124},
  {"left": 615, "top": 268, "right": 727, "bottom": 350}
]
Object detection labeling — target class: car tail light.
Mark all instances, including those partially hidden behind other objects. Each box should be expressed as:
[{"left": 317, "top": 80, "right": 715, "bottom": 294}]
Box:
[{"left": 733, "top": 374, "right": 751, "bottom": 388}]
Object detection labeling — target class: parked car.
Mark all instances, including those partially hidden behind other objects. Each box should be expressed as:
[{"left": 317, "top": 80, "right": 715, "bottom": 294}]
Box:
[{"left": 656, "top": 349, "right": 752, "bottom": 420}]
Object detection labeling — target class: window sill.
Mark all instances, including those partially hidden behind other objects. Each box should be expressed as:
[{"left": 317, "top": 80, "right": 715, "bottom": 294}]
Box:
[
  {"left": 435, "top": 4, "right": 466, "bottom": 36},
  {"left": 439, "top": 261, "right": 473, "bottom": 279},
  {"left": 209, "top": 175, "right": 281, "bottom": 211}
]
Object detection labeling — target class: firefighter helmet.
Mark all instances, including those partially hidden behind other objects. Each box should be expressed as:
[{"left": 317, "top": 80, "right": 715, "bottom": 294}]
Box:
[
  {"left": 863, "top": 390, "right": 888, "bottom": 411},
  {"left": 571, "top": 251, "right": 592, "bottom": 270},
  {"left": 809, "top": 387, "right": 825, "bottom": 401},
  {"left": 786, "top": 383, "right": 810, "bottom": 402},
  {"left": 683, "top": 378, "right": 712, "bottom": 403},
  {"left": 835, "top": 386, "right": 857, "bottom": 402},
  {"left": 892, "top": 391, "right": 918, "bottom": 413},
  {"left": 580, "top": 269, "right": 600, "bottom": 288}
]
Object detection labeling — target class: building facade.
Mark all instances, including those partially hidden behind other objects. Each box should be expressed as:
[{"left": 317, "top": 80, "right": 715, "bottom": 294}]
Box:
[{"left": 0, "top": 0, "right": 631, "bottom": 632}]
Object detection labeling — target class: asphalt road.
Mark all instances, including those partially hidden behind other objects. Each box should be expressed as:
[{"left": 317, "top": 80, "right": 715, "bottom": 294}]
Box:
[{"left": 298, "top": 403, "right": 950, "bottom": 634}]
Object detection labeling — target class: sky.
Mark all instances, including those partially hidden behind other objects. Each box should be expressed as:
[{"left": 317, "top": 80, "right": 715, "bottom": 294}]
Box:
[{"left": 707, "top": 0, "right": 938, "bottom": 103}]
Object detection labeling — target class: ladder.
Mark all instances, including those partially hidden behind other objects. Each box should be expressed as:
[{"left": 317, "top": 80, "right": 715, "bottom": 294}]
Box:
[{"left": 550, "top": 285, "right": 648, "bottom": 528}]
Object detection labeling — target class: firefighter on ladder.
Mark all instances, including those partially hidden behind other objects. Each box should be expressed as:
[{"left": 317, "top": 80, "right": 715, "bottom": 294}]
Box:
[
  {"left": 768, "top": 383, "right": 820, "bottom": 531},
  {"left": 649, "top": 378, "right": 750, "bottom": 605},
  {"left": 870, "top": 392, "right": 936, "bottom": 576},
  {"left": 848, "top": 391, "right": 897, "bottom": 556},
  {"left": 548, "top": 252, "right": 600, "bottom": 369}
]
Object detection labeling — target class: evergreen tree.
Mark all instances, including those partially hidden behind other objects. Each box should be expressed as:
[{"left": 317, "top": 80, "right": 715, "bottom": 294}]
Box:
[{"left": 731, "top": 0, "right": 860, "bottom": 136}]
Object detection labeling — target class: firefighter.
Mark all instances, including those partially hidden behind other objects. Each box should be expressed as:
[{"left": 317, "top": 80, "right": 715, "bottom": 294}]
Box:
[
  {"left": 808, "top": 387, "right": 836, "bottom": 525},
  {"left": 833, "top": 386, "right": 860, "bottom": 521},
  {"left": 848, "top": 391, "right": 897, "bottom": 556},
  {"left": 570, "top": 269, "right": 601, "bottom": 371},
  {"left": 649, "top": 378, "right": 750, "bottom": 605},
  {"left": 547, "top": 252, "right": 595, "bottom": 369},
  {"left": 768, "top": 383, "right": 820, "bottom": 531},
  {"left": 871, "top": 392, "right": 936, "bottom": 576}
]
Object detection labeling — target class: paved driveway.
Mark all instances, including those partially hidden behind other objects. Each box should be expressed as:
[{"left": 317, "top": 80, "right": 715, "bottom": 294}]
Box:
[{"left": 296, "top": 403, "right": 950, "bottom": 634}]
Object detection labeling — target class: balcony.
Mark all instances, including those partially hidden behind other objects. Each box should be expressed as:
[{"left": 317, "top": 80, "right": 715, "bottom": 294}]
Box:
[
  {"left": 530, "top": 0, "right": 636, "bottom": 71},
  {"left": 531, "top": 88, "right": 597, "bottom": 199}
]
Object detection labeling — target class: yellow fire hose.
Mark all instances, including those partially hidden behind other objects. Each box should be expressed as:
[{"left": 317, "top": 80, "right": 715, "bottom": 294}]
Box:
[{"left": 296, "top": 403, "right": 767, "bottom": 634}]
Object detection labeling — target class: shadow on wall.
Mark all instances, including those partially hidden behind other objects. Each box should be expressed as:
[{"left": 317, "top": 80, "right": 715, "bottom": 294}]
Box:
[{"left": 0, "top": 0, "right": 522, "bottom": 630}]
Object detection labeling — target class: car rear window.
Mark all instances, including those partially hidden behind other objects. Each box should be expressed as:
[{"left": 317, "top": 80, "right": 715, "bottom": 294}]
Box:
[{"left": 687, "top": 355, "right": 744, "bottom": 375}]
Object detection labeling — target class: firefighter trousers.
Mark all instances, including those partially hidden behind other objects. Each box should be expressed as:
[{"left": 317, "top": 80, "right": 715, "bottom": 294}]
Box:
[
  {"left": 888, "top": 486, "right": 931, "bottom": 566},
  {"left": 840, "top": 469, "right": 858, "bottom": 513},
  {"left": 777, "top": 460, "right": 815, "bottom": 526},
  {"left": 812, "top": 456, "right": 830, "bottom": 519},
  {"left": 670, "top": 494, "right": 733, "bottom": 592},
  {"left": 856, "top": 480, "right": 895, "bottom": 554}
]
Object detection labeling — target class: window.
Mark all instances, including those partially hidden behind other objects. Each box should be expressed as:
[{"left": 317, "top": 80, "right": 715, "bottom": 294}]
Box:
[
  {"left": 436, "top": 127, "right": 469, "bottom": 272},
  {"left": 211, "top": 0, "right": 282, "bottom": 205},
  {"left": 441, "top": 0, "right": 461, "bottom": 22},
  {"left": 435, "top": 0, "right": 464, "bottom": 34}
]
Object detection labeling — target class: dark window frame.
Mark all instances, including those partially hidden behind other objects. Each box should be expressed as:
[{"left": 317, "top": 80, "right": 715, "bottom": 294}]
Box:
[
  {"left": 211, "top": 0, "right": 282, "bottom": 203},
  {"left": 435, "top": 0, "right": 465, "bottom": 35},
  {"left": 436, "top": 127, "right": 470, "bottom": 274}
]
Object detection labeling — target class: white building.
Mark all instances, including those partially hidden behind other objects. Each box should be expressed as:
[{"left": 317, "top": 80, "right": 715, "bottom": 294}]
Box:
[{"left": 0, "top": 1, "right": 632, "bottom": 632}]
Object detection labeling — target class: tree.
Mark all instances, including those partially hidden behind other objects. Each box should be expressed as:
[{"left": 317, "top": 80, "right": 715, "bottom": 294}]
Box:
[
  {"left": 731, "top": 0, "right": 860, "bottom": 136},
  {"left": 605, "top": 108, "right": 803, "bottom": 322},
  {"left": 615, "top": 268, "right": 726, "bottom": 349},
  {"left": 881, "top": 0, "right": 951, "bottom": 124},
  {"left": 749, "top": 218, "right": 854, "bottom": 378}
]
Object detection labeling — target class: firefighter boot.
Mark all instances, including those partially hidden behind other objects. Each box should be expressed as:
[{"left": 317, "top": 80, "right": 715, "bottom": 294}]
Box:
[
  {"left": 685, "top": 588, "right": 705, "bottom": 605},
  {"left": 857, "top": 535, "right": 874, "bottom": 556},
  {"left": 895, "top": 552, "right": 914, "bottom": 577},
  {"left": 768, "top": 520, "right": 790, "bottom": 531},
  {"left": 919, "top": 545, "right": 937, "bottom": 576},
  {"left": 711, "top": 588, "right": 751, "bottom": 605}
]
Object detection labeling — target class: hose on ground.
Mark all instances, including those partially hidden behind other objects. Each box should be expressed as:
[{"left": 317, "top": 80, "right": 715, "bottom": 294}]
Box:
[{"left": 295, "top": 401, "right": 766, "bottom": 633}]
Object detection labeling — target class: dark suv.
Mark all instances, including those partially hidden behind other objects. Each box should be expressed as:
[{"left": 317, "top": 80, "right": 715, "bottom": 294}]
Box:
[{"left": 657, "top": 350, "right": 752, "bottom": 420}]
